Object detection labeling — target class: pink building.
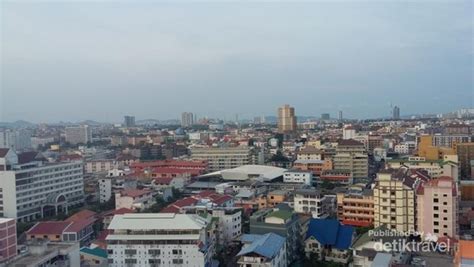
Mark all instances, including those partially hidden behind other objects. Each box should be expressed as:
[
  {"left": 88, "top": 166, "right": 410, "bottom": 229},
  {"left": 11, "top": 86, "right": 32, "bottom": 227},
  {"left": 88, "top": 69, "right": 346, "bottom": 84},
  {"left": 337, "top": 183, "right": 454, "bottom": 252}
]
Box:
[
  {"left": 417, "top": 176, "right": 458, "bottom": 239},
  {"left": 0, "top": 218, "right": 17, "bottom": 263}
]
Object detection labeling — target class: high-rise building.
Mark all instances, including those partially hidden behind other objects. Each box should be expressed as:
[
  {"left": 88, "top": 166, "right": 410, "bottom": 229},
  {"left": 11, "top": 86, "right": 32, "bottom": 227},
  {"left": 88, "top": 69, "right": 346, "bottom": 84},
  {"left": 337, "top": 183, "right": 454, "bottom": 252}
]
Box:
[
  {"left": 123, "top": 115, "right": 136, "bottom": 128},
  {"left": 0, "top": 149, "right": 84, "bottom": 222},
  {"left": 393, "top": 106, "right": 400, "bottom": 119},
  {"left": 417, "top": 176, "right": 458, "bottom": 239},
  {"left": 278, "top": 104, "right": 297, "bottom": 133},
  {"left": 321, "top": 113, "right": 330, "bottom": 120},
  {"left": 338, "top": 110, "right": 343, "bottom": 121},
  {"left": 65, "top": 125, "right": 92, "bottom": 145},
  {"left": 181, "top": 112, "right": 194, "bottom": 127},
  {"left": 333, "top": 139, "right": 368, "bottom": 179},
  {"left": 373, "top": 169, "right": 429, "bottom": 233}
]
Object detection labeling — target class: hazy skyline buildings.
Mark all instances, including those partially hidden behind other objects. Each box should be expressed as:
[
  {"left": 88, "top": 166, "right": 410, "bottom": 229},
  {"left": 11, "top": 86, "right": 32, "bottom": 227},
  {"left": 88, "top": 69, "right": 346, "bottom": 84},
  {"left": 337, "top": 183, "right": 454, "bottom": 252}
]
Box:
[
  {"left": 181, "top": 112, "right": 194, "bottom": 127},
  {"left": 393, "top": 106, "right": 401, "bottom": 120},
  {"left": 278, "top": 104, "right": 297, "bottom": 133},
  {"left": 123, "top": 115, "right": 135, "bottom": 128}
]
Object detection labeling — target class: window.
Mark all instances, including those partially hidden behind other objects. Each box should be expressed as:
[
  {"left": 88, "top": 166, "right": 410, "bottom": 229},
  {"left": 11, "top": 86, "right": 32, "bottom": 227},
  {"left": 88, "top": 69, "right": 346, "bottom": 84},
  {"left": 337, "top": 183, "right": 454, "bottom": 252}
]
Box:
[
  {"left": 172, "top": 259, "right": 184, "bottom": 264},
  {"left": 125, "top": 259, "right": 137, "bottom": 264},
  {"left": 443, "top": 209, "right": 448, "bottom": 213},
  {"left": 125, "top": 249, "right": 137, "bottom": 255},
  {"left": 172, "top": 249, "right": 182, "bottom": 255},
  {"left": 391, "top": 208, "right": 396, "bottom": 213},
  {"left": 434, "top": 206, "right": 439, "bottom": 210},
  {"left": 434, "top": 198, "right": 439, "bottom": 203},
  {"left": 391, "top": 216, "right": 396, "bottom": 221},
  {"left": 434, "top": 221, "right": 439, "bottom": 226},
  {"left": 149, "top": 249, "right": 160, "bottom": 255},
  {"left": 443, "top": 202, "right": 447, "bottom": 205},
  {"left": 149, "top": 259, "right": 161, "bottom": 264},
  {"left": 390, "top": 200, "right": 396, "bottom": 204},
  {"left": 434, "top": 214, "right": 439, "bottom": 218}
]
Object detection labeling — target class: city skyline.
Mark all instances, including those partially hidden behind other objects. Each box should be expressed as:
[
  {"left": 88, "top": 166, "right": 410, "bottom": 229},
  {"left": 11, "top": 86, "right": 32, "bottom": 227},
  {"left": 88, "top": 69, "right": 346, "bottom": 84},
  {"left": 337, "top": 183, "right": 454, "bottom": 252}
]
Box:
[{"left": 2, "top": 1, "right": 472, "bottom": 122}]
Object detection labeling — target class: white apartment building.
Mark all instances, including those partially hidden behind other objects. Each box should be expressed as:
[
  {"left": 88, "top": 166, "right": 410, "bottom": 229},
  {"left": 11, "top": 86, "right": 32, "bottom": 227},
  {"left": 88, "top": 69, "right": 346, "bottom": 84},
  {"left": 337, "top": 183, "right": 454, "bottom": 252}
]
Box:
[
  {"left": 65, "top": 125, "right": 92, "bottom": 145},
  {"left": 283, "top": 170, "right": 313, "bottom": 185},
  {"left": 0, "top": 149, "right": 84, "bottom": 222},
  {"left": 293, "top": 189, "right": 335, "bottom": 218},
  {"left": 190, "top": 146, "right": 257, "bottom": 172},
  {"left": 106, "top": 213, "right": 215, "bottom": 267},
  {"left": 85, "top": 159, "right": 117, "bottom": 174},
  {"left": 181, "top": 206, "right": 242, "bottom": 245}
]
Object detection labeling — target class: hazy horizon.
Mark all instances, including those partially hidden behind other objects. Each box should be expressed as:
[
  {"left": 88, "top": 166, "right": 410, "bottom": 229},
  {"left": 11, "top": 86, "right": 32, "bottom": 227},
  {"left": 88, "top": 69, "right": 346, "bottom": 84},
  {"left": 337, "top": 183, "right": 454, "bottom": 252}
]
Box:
[{"left": 1, "top": 1, "right": 473, "bottom": 123}]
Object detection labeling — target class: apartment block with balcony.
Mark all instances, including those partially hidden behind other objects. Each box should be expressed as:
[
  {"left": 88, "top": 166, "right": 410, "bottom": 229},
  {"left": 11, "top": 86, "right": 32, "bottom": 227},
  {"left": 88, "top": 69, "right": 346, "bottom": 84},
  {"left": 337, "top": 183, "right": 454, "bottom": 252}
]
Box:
[
  {"left": 106, "top": 213, "right": 216, "bottom": 267},
  {"left": 337, "top": 186, "right": 374, "bottom": 227},
  {"left": 190, "top": 146, "right": 257, "bottom": 172},
  {"left": 373, "top": 169, "right": 429, "bottom": 233}
]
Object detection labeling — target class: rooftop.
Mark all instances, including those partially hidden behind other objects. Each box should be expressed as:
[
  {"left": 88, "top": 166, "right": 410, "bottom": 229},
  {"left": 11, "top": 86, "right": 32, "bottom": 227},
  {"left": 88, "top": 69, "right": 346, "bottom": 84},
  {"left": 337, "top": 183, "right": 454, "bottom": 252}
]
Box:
[
  {"left": 237, "top": 233, "right": 286, "bottom": 259},
  {"left": 107, "top": 213, "right": 208, "bottom": 231}
]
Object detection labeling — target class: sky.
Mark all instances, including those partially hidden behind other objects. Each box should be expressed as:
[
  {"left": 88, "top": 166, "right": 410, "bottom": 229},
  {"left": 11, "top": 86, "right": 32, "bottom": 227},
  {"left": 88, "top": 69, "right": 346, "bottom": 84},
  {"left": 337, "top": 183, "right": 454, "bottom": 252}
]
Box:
[{"left": 1, "top": 1, "right": 473, "bottom": 123}]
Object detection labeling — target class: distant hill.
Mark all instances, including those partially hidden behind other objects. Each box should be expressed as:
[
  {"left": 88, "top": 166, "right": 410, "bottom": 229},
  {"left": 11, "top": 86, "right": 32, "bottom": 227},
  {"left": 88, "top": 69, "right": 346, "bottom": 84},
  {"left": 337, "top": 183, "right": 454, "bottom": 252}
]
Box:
[{"left": 0, "top": 120, "right": 35, "bottom": 128}]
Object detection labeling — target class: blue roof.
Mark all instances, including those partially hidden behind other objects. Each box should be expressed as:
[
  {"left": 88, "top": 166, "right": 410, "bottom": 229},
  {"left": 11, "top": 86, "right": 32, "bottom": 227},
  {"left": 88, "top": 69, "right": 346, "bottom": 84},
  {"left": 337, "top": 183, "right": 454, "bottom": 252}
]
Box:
[
  {"left": 305, "top": 218, "right": 354, "bottom": 250},
  {"left": 237, "top": 233, "right": 285, "bottom": 259},
  {"left": 80, "top": 247, "right": 108, "bottom": 259}
]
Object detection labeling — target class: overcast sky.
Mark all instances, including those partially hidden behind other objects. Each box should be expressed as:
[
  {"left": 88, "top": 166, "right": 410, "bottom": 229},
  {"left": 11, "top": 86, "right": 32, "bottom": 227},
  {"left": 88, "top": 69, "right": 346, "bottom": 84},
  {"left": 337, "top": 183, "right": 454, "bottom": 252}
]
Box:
[{"left": 1, "top": 1, "right": 472, "bottom": 123}]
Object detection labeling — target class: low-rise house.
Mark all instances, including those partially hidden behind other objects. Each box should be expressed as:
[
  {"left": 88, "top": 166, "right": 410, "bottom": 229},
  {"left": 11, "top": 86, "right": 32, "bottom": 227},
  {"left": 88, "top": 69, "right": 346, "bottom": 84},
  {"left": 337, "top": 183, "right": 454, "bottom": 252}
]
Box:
[
  {"left": 237, "top": 233, "right": 287, "bottom": 267},
  {"left": 115, "top": 189, "right": 155, "bottom": 211},
  {"left": 27, "top": 218, "right": 95, "bottom": 246},
  {"left": 304, "top": 218, "right": 354, "bottom": 264}
]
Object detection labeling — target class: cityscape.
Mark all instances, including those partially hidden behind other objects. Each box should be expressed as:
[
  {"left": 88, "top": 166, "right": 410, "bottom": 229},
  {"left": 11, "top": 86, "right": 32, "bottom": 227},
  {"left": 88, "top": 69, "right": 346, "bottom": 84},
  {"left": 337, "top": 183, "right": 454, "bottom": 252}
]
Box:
[{"left": 1, "top": 1, "right": 473, "bottom": 267}]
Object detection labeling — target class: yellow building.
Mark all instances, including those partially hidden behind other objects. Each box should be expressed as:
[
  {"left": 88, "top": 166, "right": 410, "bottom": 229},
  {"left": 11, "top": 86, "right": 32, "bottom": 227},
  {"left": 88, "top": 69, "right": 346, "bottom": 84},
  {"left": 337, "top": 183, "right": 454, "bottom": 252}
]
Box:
[
  {"left": 373, "top": 170, "right": 425, "bottom": 233},
  {"left": 418, "top": 135, "right": 456, "bottom": 160}
]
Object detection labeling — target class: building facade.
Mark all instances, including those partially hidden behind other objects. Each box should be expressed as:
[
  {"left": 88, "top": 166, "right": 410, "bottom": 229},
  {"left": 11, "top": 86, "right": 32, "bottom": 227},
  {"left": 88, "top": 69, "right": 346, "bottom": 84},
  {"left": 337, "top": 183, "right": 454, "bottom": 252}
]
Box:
[
  {"left": 106, "top": 213, "right": 215, "bottom": 267},
  {"left": 190, "top": 146, "right": 256, "bottom": 172},
  {"left": 278, "top": 104, "right": 297, "bottom": 133},
  {"left": 65, "top": 125, "right": 92, "bottom": 145},
  {"left": 417, "top": 176, "right": 458, "bottom": 239},
  {"left": 337, "top": 186, "right": 374, "bottom": 227},
  {"left": 0, "top": 149, "right": 84, "bottom": 222}
]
